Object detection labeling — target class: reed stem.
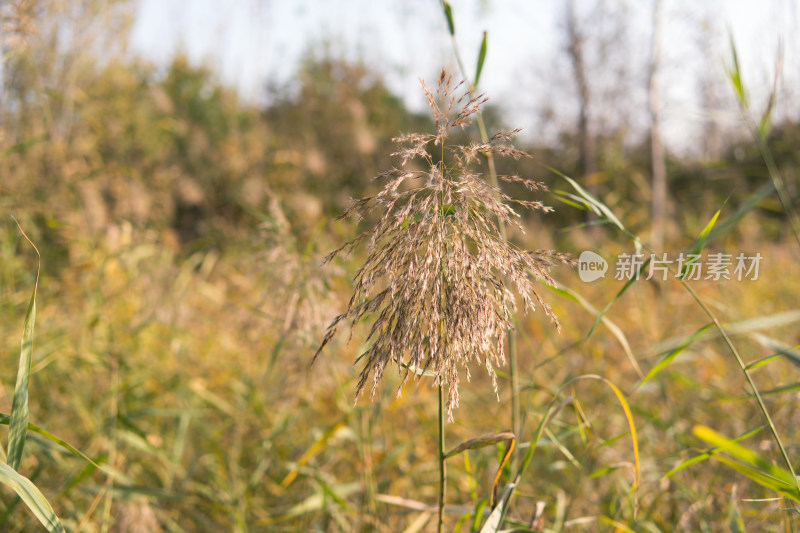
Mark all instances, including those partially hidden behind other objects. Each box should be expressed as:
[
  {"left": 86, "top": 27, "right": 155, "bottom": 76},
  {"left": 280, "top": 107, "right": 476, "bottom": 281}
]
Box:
[{"left": 437, "top": 383, "right": 446, "bottom": 533}]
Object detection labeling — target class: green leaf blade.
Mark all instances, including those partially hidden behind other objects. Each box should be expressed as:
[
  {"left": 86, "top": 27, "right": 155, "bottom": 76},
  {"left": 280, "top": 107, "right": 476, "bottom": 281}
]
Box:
[
  {"left": 638, "top": 323, "right": 713, "bottom": 388},
  {"left": 8, "top": 226, "right": 40, "bottom": 472},
  {"left": 551, "top": 168, "right": 625, "bottom": 231},
  {"left": 726, "top": 33, "right": 748, "bottom": 107},
  {"left": 442, "top": 1, "right": 455, "bottom": 35},
  {"left": 475, "top": 31, "right": 487, "bottom": 86},
  {"left": 661, "top": 427, "right": 763, "bottom": 481},
  {"left": 693, "top": 425, "right": 800, "bottom": 501},
  {"left": 0, "top": 462, "right": 65, "bottom": 533}
]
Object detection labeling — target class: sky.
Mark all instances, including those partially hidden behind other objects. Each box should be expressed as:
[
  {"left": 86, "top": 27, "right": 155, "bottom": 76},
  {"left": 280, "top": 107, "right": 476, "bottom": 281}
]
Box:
[{"left": 130, "top": 0, "right": 799, "bottom": 153}]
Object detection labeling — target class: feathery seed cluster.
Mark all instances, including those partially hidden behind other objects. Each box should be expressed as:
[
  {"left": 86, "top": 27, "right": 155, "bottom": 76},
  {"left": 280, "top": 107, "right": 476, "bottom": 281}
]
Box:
[{"left": 315, "top": 71, "right": 570, "bottom": 419}]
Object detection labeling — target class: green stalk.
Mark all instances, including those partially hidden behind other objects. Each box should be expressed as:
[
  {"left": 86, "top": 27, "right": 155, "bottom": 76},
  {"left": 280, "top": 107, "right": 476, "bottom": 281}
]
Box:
[{"left": 437, "top": 383, "right": 446, "bottom": 533}]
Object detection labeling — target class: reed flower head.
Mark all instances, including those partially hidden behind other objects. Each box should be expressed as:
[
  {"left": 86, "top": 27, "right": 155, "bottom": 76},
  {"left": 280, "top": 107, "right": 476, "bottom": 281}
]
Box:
[{"left": 315, "top": 71, "right": 570, "bottom": 419}]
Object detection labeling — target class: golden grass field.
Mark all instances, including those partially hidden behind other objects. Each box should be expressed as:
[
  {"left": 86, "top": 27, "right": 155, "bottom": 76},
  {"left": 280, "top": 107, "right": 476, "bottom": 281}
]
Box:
[{"left": 1, "top": 211, "right": 798, "bottom": 530}]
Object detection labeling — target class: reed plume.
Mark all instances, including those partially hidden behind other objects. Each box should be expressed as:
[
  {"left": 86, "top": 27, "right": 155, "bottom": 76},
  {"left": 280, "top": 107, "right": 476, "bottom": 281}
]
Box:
[{"left": 315, "top": 71, "right": 570, "bottom": 419}]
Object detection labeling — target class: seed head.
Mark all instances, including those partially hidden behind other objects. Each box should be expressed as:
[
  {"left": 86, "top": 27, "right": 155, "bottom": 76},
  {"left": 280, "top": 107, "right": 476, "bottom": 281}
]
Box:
[{"left": 314, "top": 71, "right": 570, "bottom": 420}]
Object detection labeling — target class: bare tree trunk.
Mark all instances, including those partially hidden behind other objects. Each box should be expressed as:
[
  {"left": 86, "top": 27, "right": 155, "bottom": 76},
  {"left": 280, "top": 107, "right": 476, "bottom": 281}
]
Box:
[
  {"left": 649, "top": 0, "right": 667, "bottom": 249},
  {"left": 566, "top": 0, "right": 596, "bottom": 183},
  {"left": 696, "top": 15, "right": 723, "bottom": 161}
]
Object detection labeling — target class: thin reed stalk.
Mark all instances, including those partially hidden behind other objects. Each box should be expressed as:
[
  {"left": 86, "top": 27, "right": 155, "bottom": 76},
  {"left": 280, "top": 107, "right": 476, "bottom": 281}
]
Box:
[{"left": 437, "top": 383, "right": 446, "bottom": 533}]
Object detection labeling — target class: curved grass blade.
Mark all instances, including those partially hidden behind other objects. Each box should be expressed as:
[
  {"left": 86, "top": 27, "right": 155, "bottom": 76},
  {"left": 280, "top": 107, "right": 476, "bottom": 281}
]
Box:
[
  {"left": 444, "top": 431, "right": 515, "bottom": 459},
  {"left": 403, "top": 511, "right": 434, "bottom": 533},
  {"left": 471, "top": 498, "right": 488, "bottom": 532},
  {"left": 269, "top": 481, "right": 361, "bottom": 522},
  {"left": 543, "top": 377, "right": 640, "bottom": 488},
  {"left": 280, "top": 413, "right": 350, "bottom": 489},
  {"left": 744, "top": 353, "right": 783, "bottom": 371},
  {"left": 549, "top": 168, "right": 625, "bottom": 231},
  {"left": 661, "top": 426, "right": 764, "bottom": 481},
  {"left": 474, "top": 31, "right": 487, "bottom": 86},
  {"left": 57, "top": 452, "right": 108, "bottom": 500},
  {"left": 726, "top": 32, "right": 747, "bottom": 107},
  {"left": 589, "top": 465, "right": 625, "bottom": 478},
  {"left": 714, "top": 455, "right": 799, "bottom": 502},
  {"left": 0, "top": 462, "right": 65, "bottom": 532},
  {"left": 752, "top": 382, "right": 800, "bottom": 397},
  {"left": 703, "top": 181, "right": 774, "bottom": 245},
  {"left": 8, "top": 219, "right": 40, "bottom": 471},
  {"left": 681, "top": 209, "right": 719, "bottom": 262},
  {"left": 399, "top": 360, "right": 437, "bottom": 378},
  {"left": 601, "top": 378, "right": 640, "bottom": 491},
  {"left": 551, "top": 191, "right": 591, "bottom": 212},
  {"left": 0, "top": 414, "right": 103, "bottom": 470},
  {"left": 637, "top": 323, "right": 713, "bottom": 389},
  {"left": 727, "top": 485, "right": 746, "bottom": 533},
  {"left": 599, "top": 516, "right": 635, "bottom": 532},
  {"left": 693, "top": 425, "right": 800, "bottom": 501},
  {"left": 442, "top": 1, "right": 455, "bottom": 35},
  {"left": 478, "top": 483, "right": 514, "bottom": 533},
  {"left": 748, "top": 333, "right": 800, "bottom": 369},
  {"left": 585, "top": 256, "right": 651, "bottom": 340},
  {"left": 444, "top": 431, "right": 514, "bottom": 507}
]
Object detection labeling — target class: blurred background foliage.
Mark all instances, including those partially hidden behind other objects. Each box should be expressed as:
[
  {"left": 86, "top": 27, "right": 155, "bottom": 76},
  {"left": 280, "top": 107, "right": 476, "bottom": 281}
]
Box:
[{"left": 0, "top": 0, "right": 799, "bottom": 531}]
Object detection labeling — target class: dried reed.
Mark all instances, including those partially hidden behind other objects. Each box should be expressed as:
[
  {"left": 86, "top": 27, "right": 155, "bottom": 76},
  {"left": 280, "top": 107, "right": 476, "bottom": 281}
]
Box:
[{"left": 315, "top": 71, "right": 570, "bottom": 419}]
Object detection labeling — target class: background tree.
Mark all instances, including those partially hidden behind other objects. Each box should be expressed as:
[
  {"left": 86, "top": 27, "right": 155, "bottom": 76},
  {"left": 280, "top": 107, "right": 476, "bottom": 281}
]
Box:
[
  {"left": 565, "top": 0, "right": 596, "bottom": 184},
  {"left": 648, "top": 0, "right": 667, "bottom": 249}
]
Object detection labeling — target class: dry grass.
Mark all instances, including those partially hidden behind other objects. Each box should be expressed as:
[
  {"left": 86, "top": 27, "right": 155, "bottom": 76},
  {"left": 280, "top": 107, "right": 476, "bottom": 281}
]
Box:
[
  {"left": 314, "top": 72, "right": 571, "bottom": 420},
  {"left": 1, "top": 215, "right": 799, "bottom": 531}
]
